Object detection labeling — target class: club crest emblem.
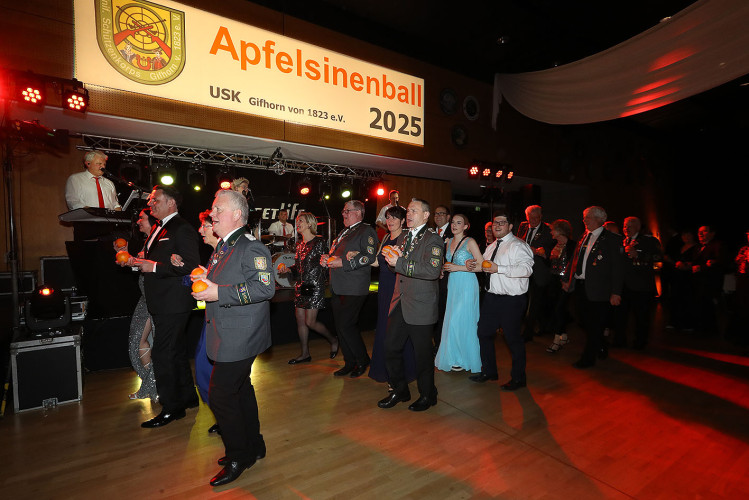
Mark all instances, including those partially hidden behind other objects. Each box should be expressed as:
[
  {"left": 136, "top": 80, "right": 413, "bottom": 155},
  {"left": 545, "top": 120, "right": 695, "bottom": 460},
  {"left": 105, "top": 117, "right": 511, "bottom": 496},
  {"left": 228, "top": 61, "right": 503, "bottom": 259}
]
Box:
[
  {"left": 259, "top": 272, "right": 271, "bottom": 285},
  {"left": 254, "top": 257, "right": 267, "bottom": 270},
  {"left": 95, "top": 0, "right": 186, "bottom": 85}
]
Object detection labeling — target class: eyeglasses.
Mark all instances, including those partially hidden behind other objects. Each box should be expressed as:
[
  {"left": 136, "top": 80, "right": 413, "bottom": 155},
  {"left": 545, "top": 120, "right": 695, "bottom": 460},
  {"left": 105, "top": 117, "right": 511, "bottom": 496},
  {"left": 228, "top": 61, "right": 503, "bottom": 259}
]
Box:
[
  {"left": 435, "top": 212, "right": 448, "bottom": 216},
  {"left": 492, "top": 220, "right": 509, "bottom": 226},
  {"left": 341, "top": 209, "right": 360, "bottom": 214}
]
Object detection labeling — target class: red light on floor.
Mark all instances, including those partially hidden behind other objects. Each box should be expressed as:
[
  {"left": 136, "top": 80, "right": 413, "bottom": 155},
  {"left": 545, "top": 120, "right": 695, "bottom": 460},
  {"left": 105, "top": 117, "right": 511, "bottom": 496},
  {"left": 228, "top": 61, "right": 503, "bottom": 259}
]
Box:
[{"left": 40, "top": 287, "right": 52, "bottom": 296}]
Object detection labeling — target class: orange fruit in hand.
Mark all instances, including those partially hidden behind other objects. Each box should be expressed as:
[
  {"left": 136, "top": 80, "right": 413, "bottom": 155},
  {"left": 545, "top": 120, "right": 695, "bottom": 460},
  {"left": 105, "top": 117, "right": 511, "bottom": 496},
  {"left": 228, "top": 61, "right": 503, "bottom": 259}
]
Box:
[
  {"left": 115, "top": 250, "right": 131, "bottom": 263},
  {"left": 191, "top": 267, "right": 204, "bottom": 277},
  {"left": 327, "top": 256, "right": 336, "bottom": 265},
  {"left": 192, "top": 280, "right": 208, "bottom": 293},
  {"left": 481, "top": 260, "right": 493, "bottom": 269},
  {"left": 115, "top": 238, "right": 127, "bottom": 248}
]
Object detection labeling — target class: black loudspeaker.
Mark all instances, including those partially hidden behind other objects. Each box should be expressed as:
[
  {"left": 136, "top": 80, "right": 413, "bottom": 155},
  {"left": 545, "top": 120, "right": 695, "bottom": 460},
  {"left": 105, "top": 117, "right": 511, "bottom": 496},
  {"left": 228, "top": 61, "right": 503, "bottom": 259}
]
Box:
[
  {"left": 40, "top": 256, "right": 77, "bottom": 293},
  {"left": 82, "top": 316, "right": 132, "bottom": 371}
]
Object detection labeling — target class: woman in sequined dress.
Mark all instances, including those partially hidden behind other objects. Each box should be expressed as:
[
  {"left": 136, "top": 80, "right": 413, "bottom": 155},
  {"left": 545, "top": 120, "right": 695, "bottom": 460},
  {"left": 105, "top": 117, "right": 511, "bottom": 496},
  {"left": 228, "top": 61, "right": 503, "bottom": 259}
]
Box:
[
  {"left": 546, "top": 219, "right": 576, "bottom": 353},
  {"left": 278, "top": 212, "right": 338, "bottom": 364},
  {"left": 127, "top": 209, "right": 158, "bottom": 400}
]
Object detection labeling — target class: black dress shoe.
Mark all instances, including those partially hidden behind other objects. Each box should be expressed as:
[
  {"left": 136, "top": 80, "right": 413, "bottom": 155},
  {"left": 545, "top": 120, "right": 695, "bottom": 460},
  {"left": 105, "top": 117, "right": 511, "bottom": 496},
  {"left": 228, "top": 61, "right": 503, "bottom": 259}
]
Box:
[
  {"left": 377, "top": 391, "right": 411, "bottom": 408},
  {"left": 219, "top": 444, "right": 265, "bottom": 466},
  {"left": 288, "top": 356, "right": 312, "bottom": 365},
  {"left": 141, "top": 410, "right": 186, "bottom": 428},
  {"left": 408, "top": 394, "right": 437, "bottom": 412},
  {"left": 349, "top": 362, "right": 370, "bottom": 378},
  {"left": 468, "top": 373, "right": 499, "bottom": 383},
  {"left": 500, "top": 379, "right": 527, "bottom": 391},
  {"left": 330, "top": 342, "right": 339, "bottom": 359},
  {"left": 333, "top": 365, "right": 355, "bottom": 377},
  {"left": 573, "top": 359, "right": 595, "bottom": 369},
  {"left": 210, "top": 460, "right": 255, "bottom": 487},
  {"left": 208, "top": 424, "right": 221, "bottom": 435}
]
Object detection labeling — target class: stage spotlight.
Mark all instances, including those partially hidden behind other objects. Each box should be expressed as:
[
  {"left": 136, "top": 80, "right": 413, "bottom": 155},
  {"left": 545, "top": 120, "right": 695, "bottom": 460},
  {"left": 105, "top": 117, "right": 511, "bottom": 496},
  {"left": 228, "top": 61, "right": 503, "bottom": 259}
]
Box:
[
  {"left": 495, "top": 169, "right": 503, "bottom": 180},
  {"left": 62, "top": 87, "right": 89, "bottom": 113},
  {"left": 376, "top": 183, "right": 385, "bottom": 197},
  {"left": 297, "top": 176, "right": 312, "bottom": 196},
  {"left": 152, "top": 162, "right": 177, "bottom": 186},
  {"left": 18, "top": 78, "right": 45, "bottom": 107},
  {"left": 188, "top": 165, "right": 206, "bottom": 192},
  {"left": 340, "top": 180, "right": 352, "bottom": 199},
  {"left": 217, "top": 166, "right": 233, "bottom": 190},
  {"left": 319, "top": 177, "right": 332, "bottom": 200},
  {"left": 468, "top": 164, "right": 480, "bottom": 179},
  {"left": 481, "top": 167, "right": 492, "bottom": 178},
  {"left": 505, "top": 171, "right": 514, "bottom": 183},
  {"left": 24, "top": 284, "right": 71, "bottom": 333}
]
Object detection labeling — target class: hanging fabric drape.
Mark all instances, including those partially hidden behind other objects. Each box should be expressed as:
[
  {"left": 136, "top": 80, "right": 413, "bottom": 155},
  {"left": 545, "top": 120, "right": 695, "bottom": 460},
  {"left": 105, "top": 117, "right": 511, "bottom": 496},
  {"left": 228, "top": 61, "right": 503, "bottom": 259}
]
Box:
[{"left": 493, "top": 0, "right": 749, "bottom": 125}]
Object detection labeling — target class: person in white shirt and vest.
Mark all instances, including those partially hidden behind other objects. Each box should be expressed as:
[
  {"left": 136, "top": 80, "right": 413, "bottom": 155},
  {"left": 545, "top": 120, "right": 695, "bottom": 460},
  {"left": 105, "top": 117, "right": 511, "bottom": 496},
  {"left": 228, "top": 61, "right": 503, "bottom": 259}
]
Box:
[{"left": 467, "top": 211, "right": 534, "bottom": 390}]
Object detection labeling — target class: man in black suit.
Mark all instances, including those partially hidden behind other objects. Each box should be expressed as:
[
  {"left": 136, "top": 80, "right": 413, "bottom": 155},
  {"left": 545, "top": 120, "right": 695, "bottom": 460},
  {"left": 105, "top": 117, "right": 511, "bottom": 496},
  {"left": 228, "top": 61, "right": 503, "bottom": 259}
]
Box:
[
  {"left": 432, "top": 205, "right": 451, "bottom": 350},
  {"left": 134, "top": 185, "right": 201, "bottom": 427},
  {"left": 191, "top": 189, "right": 275, "bottom": 486},
  {"left": 378, "top": 199, "right": 444, "bottom": 411},
  {"left": 691, "top": 225, "right": 724, "bottom": 334},
  {"left": 321, "top": 200, "right": 378, "bottom": 378},
  {"left": 517, "top": 205, "right": 555, "bottom": 341},
  {"left": 615, "top": 217, "right": 662, "bottom": 349},
  {"left": 565, "top": 206, "right": 624, "bottom": 369}
]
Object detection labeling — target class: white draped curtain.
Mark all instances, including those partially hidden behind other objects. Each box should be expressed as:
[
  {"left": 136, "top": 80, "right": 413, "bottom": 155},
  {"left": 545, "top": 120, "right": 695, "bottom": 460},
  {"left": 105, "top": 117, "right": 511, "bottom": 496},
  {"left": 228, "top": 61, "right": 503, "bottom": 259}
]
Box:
[{"left": 493, "top": 0, "right": 749, "bottom": 125}]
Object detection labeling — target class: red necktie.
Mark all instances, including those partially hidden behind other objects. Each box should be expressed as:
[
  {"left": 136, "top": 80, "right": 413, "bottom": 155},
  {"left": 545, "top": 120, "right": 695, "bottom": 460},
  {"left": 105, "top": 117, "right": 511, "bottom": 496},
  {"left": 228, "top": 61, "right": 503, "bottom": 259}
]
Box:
[
  {"left": 94, "top": 177, "right": 105, "bottom": 208},
  {"left": 282, "top": 224, "right": 287, "bottom": 237}
]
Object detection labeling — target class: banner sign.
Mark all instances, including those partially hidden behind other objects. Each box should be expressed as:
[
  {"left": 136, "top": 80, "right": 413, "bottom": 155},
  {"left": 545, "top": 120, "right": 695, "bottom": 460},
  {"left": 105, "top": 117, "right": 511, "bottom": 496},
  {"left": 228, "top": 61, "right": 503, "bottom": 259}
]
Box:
[{"left": 74, "top": 0, "right": 425, "bottom": 146}]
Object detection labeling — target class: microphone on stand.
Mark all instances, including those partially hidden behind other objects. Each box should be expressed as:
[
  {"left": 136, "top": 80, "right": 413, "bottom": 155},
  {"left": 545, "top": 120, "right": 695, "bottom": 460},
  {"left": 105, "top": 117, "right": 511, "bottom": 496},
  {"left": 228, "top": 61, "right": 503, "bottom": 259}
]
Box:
[{"left": 101, "top": 168, "right": 143, "bottom": 191}]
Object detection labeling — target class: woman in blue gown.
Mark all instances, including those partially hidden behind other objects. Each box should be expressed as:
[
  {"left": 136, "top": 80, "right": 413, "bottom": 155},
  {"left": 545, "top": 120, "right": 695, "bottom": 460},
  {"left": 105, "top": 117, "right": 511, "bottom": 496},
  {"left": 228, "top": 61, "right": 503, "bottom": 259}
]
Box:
[
  {"left": 368, "top": 205, "right": 417, "bottom": 384},
  {"left": 435, "top": 214, "right": 485, "bottom": 373}
]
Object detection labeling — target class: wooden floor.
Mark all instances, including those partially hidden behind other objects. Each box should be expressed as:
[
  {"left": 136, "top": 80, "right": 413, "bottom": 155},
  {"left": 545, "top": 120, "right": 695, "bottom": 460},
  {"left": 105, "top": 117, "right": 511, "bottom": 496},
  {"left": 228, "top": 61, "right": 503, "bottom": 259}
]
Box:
[{"left": 2, "top": 312, "right": 749, "bottom": 499}]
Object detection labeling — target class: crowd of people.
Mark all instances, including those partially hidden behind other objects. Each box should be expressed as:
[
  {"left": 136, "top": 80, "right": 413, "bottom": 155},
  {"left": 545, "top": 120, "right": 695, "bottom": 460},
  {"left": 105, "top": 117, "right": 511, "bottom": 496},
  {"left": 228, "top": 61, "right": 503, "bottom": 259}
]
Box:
[{"left": 66, "top": 152, "right": 747, "bottom": 487}]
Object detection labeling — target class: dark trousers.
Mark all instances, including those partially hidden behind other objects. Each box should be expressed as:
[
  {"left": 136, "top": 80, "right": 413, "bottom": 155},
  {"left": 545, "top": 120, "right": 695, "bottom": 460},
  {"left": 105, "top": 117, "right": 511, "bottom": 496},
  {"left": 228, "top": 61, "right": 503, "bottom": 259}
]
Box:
[
  {"left": 616, "top": 287, "right": 654, "bottom": 348},
  {"left": 574, "top": 280, "right": 611, "bottom": 364},
  {"left": 209, "top": 356, "right": 262, "bottom": 463},
  {"left": 331, "top": 293, "right": 369, "bottom": 367},
  {"left": 523, "top": 280, "right": 549, "bottom": 338},
  {"left": 433, "top": 275, "right": 449, "bottom": 348},
  {"left": 385, "top": 302, "right": 436, "bottom": 398},
  {"left": 151, "top": 311, "right": 197, "bottom": 413},
  {"left": 476, "top": 293, "right": 527, "bottom": 382}
]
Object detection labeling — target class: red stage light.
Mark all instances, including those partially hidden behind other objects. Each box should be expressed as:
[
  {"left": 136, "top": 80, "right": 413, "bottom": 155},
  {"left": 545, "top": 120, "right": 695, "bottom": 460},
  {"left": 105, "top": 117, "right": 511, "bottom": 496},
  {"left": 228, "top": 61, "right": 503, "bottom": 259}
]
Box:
[
  {"left": 219, "top": 180, "right": 232, "bottom": 190},
  {"left": 300, "top": 186, "right": 310, "bottom": 196},
  {"left": 506, "top": 171, "right": 514, "bottom": 181},
  {"left": 495, "top": 170, "right": 503, "bottom": 179},
  {"left": 20, "top": 84, "right": 45, "bottom": 106},
  {"left": 468, "top": 165, "right": 480, "bottom": 178},
  {"left": 63, "top": 88, "right": 89, "bottom": 113},
  {"left": 376, "top": 185, "right": 385, "bottom": 196},
  {"left": 40, "top": 287, "right": 52, "bottom": 296},
  {"left": 482, "top": 168, "right": 492, "bottom": 177}
]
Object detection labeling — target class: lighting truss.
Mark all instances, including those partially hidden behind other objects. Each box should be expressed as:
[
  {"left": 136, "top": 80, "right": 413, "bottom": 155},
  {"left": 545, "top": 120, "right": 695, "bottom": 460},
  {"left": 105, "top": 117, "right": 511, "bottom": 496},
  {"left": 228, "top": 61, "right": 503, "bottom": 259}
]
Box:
[{"left": 78, "top": 135, "right": 385, "bottom": 181}]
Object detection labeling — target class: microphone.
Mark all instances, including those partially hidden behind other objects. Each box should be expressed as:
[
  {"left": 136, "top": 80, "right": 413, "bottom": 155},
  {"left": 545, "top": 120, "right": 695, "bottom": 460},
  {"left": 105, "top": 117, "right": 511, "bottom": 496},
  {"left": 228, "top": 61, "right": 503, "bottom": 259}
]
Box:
[{"left": 102, "top": 168, "right": 143, "bottom": 191}]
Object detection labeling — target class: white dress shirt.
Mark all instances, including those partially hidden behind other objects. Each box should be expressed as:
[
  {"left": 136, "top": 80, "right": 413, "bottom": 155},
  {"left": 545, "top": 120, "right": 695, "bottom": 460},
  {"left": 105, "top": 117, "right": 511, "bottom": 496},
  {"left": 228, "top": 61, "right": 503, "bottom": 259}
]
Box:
[
  {"left": 483, "top": 233, "right": 534, "bottom": 296},
  {"left": 576, "top": 226, "right": 604, "bottom": 279},
  {"left": 376, "top": 203, "right": 395, "bottom": 225},
  {"left": 65, "top": 170, "right": 121, "bottom": 210},
  {"left": 437, "top": 223, "right": 450, "bottom": 237}
]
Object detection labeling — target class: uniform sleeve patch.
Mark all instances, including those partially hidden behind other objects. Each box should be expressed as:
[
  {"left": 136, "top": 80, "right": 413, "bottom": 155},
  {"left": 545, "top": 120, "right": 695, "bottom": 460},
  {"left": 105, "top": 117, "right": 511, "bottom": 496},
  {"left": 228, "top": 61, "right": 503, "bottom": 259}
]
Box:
[
  {"left": 254, "top": 256, "right": 267, "bottom": 269},
  {"left": 359, "top": 256, "right": 369, "bottom": 265},
  {"left": 406, "top": 261, "right": 415, "bottom": 277},
  {"left": 367, "top": 246, "right": 375, "bottom": 254},
  {"left": 430, "top": 258, "right": 440, "bottom": 268},
  {"left": 236, "top": 283, "right": 251, "bottom": 305},
  {"left": 259, "top": 272, "right": 271, "bottom": 285},
  {"left": 432, "top": 247, "right": 442, "bottom": 256},
  {"left": 368, "top": 236, "right": 374, "bottom": 245}
]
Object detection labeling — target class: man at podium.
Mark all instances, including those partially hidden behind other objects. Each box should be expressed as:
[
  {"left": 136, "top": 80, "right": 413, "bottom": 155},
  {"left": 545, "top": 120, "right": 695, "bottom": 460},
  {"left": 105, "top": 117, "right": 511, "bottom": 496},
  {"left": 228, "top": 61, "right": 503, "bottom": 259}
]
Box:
[{"left": 65, "top": 150, "right": 121, "bottom": 211}]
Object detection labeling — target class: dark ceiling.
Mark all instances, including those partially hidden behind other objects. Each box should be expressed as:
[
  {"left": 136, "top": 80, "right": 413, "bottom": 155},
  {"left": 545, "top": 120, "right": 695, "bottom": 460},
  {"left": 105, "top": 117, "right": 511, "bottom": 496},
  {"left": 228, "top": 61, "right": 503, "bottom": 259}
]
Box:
[{"left": 250, "top": 0, "right": 748, "bottom": 135}]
